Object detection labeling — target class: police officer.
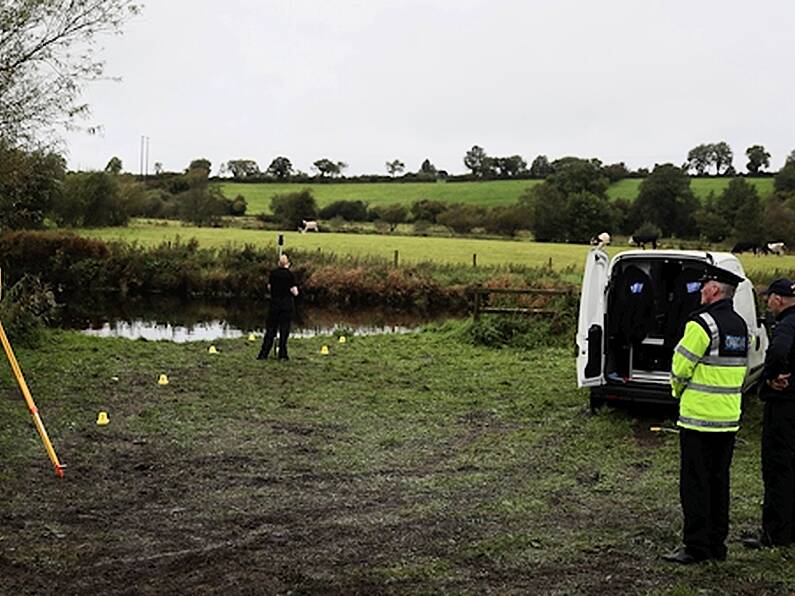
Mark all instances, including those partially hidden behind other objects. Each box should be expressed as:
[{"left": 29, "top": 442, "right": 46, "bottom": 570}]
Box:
[
  {"left": 744, "top": 278, "right": 795, "bottom": 549},
  {"left": 663, "top": 264, "right": 748, "bottom": 564},
  {"left": 257, "top": 254, "right": 299, "bottom": 361}
]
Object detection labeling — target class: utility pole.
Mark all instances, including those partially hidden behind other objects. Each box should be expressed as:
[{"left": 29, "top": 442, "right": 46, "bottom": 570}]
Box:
[
  {"left": 139, "top": 135, "right": 144, "bottom": 177},
  {"left": 145, "top": 136, "right": 150, "bottom": 177}
]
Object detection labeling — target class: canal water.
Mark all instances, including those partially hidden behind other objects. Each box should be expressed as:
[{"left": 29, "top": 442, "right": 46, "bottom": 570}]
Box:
[{"left": 57, "top": 295, "right": 455, "bottom": 343}]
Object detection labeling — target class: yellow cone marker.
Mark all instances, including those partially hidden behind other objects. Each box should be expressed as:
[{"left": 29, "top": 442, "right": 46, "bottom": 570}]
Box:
[
  {"left": 338, "top": 336, "right": 346, "bottom": 344},
  {"left": 97, "top": 411, "right": 110, "bottom": 426},
  {"left": 248, "top": 333, "right": 256, "bottom": 341},
  {"left": 320, "top": 345, "right": 330, "bottom": 355},
  {"left": 208, "top": 345, "right": 219, "bottom": 354},
  {"left": 158, "top": 374, "right": 169, "bottom": 385}
]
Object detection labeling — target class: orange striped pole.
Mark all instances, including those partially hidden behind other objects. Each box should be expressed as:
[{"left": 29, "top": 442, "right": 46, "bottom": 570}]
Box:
[{"left": 0, "top": 271, "right": 64, "bottom": 478}]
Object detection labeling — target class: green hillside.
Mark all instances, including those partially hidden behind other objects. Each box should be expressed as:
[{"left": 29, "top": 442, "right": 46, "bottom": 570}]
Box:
[{"left": 221, "top": 177, "right": 775, "bottom": 215}]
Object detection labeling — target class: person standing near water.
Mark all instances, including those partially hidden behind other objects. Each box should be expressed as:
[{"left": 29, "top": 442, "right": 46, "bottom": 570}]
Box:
[{"left": 257, "top": 254, "right": 299, "bottom": 360}]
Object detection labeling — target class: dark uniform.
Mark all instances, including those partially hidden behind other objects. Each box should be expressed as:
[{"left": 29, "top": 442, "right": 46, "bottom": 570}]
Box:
[
  {"left": 756, "top": 280, "right": 795, "bottom": 546},
  {"left": 665, "top": 264, "right": 748, "bottom": 564},
  {"left": 257, "top": 266, "right": 297, "bottom": 360}
]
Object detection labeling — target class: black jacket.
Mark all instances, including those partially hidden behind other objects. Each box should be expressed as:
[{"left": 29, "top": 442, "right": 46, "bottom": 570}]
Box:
[
  {"left": 760, "top": 305, "right": 795, "bottom": 401},
  {"left": 608, "top": 265, "right": 655, "bottom": 344}
]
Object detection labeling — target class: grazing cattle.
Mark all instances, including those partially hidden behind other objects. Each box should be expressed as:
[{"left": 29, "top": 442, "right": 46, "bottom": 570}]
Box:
[
  {"left": 300, "top": 219, "right": 319, "bottom": 233},
  {"left": 732, "top": 241, "right": 763, "bottom": 255},
  {"left": 629, "top": 234, "right": 658, "bottom": 249},
  {"left": 767, "top": 242, "right": 786, "bottom": 256},
  {"left": 590, "top": 232, "right": 611, "bottom": 248}
]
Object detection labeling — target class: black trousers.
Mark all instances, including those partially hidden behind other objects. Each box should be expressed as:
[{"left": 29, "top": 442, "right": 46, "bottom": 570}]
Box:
[
  {"left": 762, "top": 399, "right": 795, "bottom": 545},
  {"left": 679, "top": 429, "right": 736, "bottom": 559},
  {"left": 257, "top": 304, "right": 292, "bottom": 360}
]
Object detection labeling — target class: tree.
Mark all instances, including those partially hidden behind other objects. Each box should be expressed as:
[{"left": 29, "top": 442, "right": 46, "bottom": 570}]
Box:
[
  {"left": 177, "top": 186, "right": 228, "bottom": 226},
  {"left": 566, "top": 192, "right": 615, "bottom": 243},
  {"left": 266, "top": 156, "right": 293, "bottom": 180},
  {"left": 745, "top": 145, "right": 771, "bottom": 175},
  {"left": 0, "top": 0, "right": 141, "bottom": 145},
  {"left": 630, "top": 164, "right": 698, "bottom": 237},
  {"left": 602, "top": 162, "right": 629, "bottom": 183},
  {"left": 318, "top": 200, "right": 369, "bottom": 221},
  {"left": 494, "top": 155, "right": 527, "bottom": 178},
  {"left": 225, "top": 159, "right": 261, "bottom": 179},
  {"left": 385, "top": 159, "right": 405, "bottom": 177},
  {"left": 270, "top": 189, "right": 317, "bottom": 229},
  {"left": 418, "top": 158, "right": 437, "bottom": 177},
  {"left": 774, "top": 163, "right": 795, "bottom": 194},
  {"left": 188, "top": 158, "right": 211, "bottom": 176},
  {"left": 54, "top": 171, "right": 127, "bottom": 227},
  {"left": 763, "top": 197, "right": 795, "bottom": 247},
  {"left": 371, "top": 204, "right": 407, "bottom": 232},
  {"left": 733, "top": 191, "right": 763, "bottom": 243},
  {"left": 312, "top": 158, "right": 346, "bottom": 177},
  {"left": 153, "top": 162, "right": 163, "bottom": 175},
  {"left": 526, "top": 183, "right": 569, "bottom": 242},
  {"left": 686, "top": 144, "right": 713, "bottom": 176},
  {"left": 463, "top": 145, "right": 494, "bottom": 177},
  {"left": 787, "top": 150, "right": 795, "bottom": 167},
  {"left": 547, "top": 157, "right": 608, "bottom": 196},
  {"left": 105, "top": 156, "right": 122, "bottom": 175},
  {"left": 710, "top": 141, "right": 733, "bottom": 175},
  {"left": 529, "top": 155, "right": 553, "bottom": 178},
  {"left": 717, "top": 178, "right": 759, "bottom": 229},
  {"left": 0, "top": 141, "right": 65, "bottom": 230}
]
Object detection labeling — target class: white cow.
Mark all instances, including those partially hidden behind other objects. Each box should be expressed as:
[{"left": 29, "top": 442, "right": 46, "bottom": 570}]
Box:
[
  {"left": 767, "top": 242, "right": 786, "bottom": 256},
  {"left": 590, "top": 232, "right": 611, "bottom": 248},
  {"left": 300, "top": 219, "right": 319, "bottom": 233}
]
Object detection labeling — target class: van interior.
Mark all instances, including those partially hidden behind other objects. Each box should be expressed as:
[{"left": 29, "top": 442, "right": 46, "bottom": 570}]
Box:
[{"left": 604, "top": 257, "right": 707, "bottom": 385}]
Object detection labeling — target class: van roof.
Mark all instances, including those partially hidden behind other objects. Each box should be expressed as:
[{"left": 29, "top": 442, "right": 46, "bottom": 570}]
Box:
[{"left": 611, "top": 249, "right": 745, "bottom": 276}]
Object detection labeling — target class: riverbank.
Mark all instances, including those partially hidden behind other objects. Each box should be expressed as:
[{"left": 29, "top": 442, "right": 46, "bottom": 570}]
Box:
[{"left": 1, "top": 326, "right": 791, "bottom": 593}]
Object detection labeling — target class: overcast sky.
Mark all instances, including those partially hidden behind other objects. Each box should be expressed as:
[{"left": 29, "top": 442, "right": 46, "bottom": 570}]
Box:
[{"left": 63, "top": 0, "right": 795, "bottom": 176}]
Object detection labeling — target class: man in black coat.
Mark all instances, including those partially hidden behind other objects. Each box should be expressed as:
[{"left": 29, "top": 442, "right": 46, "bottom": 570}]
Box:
[
  {"left": 257, "top": 254, "right": 299, "bottom": 361},
  {"left": 745, "top": 278, "right": 795, "bottom": 548}
]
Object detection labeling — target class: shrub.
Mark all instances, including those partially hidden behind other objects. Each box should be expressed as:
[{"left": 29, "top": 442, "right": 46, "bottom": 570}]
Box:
[
  {"left": 483, "top": 205, "right": 532, "bottom": 236},
  {"left": 0, "top": 275, "right": 57, "bottom": 347},
  {"left": 318, "top": 200, "right": 368, "bottom": 221},
  {"left": 437, "top": 204, "right": 486, "bottom": 234},
  {"left": 410, "top": 199, "right": 448, "bottom": 223},
  {"left": 270, "top": 189, "right": 317, "bottom": 229}
]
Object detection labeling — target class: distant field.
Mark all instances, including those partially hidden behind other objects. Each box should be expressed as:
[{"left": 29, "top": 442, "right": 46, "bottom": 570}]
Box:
[
  {"left": 607, "top": 177, "right": 775, "bottom": 201},
  {"left": 78, "top": 222, "right": 795, "bottom": 280},
  {"left": 219, "top": 180, "right": 542, "bottom": 214},
  {"left": 222, "top": 177, "right": 775, "bottom": 214}
]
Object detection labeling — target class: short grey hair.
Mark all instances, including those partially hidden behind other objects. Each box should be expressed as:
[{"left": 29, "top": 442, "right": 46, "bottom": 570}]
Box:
[{"left": 714, "top": 281, "right": 736, "bottom": 300}]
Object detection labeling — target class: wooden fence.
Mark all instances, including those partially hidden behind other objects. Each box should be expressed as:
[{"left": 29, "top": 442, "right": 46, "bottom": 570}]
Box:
[{"left": 472, "top": 286, "right": 573, "bottom": 320}]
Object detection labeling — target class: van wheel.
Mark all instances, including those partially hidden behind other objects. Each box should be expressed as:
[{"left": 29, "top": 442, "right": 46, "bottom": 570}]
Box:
[{"left": 589, "top": 391, "right": 606, "bottom": 413}]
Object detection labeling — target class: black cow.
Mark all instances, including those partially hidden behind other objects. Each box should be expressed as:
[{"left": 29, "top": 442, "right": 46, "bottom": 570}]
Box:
[
  {"left": 629, "top": 234, "right": 658, "bottom": 249},
  {"left": 732, "top": 241, "right": 763, "bottom": 255}
]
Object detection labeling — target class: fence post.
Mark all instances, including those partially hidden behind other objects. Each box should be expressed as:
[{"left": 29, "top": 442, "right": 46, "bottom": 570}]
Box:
[
  {"left": 473, "top": 287, "right": 481, "bottom": 321},
  {"left": 394, "top": 250, "right": 399, "bottom": 267},
  {"left": 473, "top": 253, "right": 477, "bottom": 268}
]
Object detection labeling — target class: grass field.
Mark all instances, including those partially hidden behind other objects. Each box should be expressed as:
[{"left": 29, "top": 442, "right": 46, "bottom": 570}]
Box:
[
  {"left": 221, "top": 177, "right": 776, "bottom": 215},
  {"left": 77, "top": 222, "right": 795, "bottom": 282},
  {"left": 2, "top": 326, "right": 793, "bottom": 593}
]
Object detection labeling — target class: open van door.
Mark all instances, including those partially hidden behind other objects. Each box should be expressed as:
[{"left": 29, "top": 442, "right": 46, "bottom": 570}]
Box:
[{"left": 577, "top": 248, "right": 609, "bottom": 387}]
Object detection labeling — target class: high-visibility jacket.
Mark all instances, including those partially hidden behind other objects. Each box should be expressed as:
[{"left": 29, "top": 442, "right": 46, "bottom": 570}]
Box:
[{"left": 671, "top": 299, "right": 749, "bottom": 432}]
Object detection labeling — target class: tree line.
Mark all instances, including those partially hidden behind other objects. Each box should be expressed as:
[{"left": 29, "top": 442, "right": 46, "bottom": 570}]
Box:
[
  {"left": 0, "top": 149, "right": 246, "bottom": 230},
  {"left": 217, "top": 142, "right": 786, "bottom": 183}
]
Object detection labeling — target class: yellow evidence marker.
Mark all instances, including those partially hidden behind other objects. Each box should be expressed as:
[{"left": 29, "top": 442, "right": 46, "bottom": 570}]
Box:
[{"left": 97, "top": 411, "right": 110, "bottom": 426}]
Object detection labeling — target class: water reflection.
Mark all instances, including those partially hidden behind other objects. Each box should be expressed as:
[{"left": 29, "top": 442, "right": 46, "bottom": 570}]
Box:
[{"left": 59, "top": 295, "right": 451, "bottom": 343}]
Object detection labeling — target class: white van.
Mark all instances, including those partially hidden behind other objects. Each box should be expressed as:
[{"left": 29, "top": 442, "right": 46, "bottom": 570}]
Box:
[{"left": 576, "top": 248, "right": 769, "bottom": 410}]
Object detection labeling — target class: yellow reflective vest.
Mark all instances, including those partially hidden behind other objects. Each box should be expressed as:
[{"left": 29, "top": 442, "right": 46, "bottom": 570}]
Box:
[{"left": 670, "top": 300, "right": 748, "bottom": 432}]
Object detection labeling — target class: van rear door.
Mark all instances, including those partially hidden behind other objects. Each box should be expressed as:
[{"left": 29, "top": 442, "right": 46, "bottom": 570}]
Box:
[{"left": 577, "top": 248, "right": 609, "bottom": 387}]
